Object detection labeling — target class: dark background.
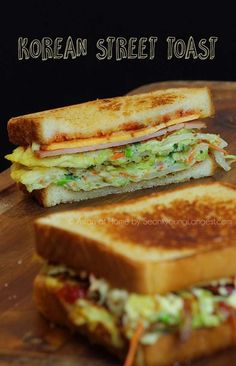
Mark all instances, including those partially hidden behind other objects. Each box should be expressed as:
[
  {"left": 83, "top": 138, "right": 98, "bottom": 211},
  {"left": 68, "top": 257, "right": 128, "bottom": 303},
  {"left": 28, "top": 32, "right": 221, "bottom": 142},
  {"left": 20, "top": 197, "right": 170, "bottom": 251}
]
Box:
[{"left": 1, "top": 2, "right": 236, "bottom": 171}]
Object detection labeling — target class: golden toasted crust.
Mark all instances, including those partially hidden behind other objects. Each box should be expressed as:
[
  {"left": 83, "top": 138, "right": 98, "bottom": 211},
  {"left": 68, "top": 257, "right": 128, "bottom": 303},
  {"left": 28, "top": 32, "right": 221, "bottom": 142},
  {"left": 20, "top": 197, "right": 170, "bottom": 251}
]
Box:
[
  {"left": 34, "top": 273, "right": 236, "bottom": 366},
  {"left": 140, "top": 323, "right": 234, "bottom": 366},
  {"left": 25, "top": 158, "right": 216, "bottom": 207},
  {"left": 8, "top": 87, "right": 214, "bottom": 145},
  {"left": 34, "top": 181, "right": 236, "bottom": 294}
]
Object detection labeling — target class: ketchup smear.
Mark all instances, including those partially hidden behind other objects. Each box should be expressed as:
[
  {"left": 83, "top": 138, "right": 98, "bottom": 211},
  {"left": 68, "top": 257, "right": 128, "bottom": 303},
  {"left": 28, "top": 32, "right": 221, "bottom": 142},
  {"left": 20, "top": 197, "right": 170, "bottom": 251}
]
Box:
[{"left": 57, "top": 284, "right": 86, "bottom": 304}]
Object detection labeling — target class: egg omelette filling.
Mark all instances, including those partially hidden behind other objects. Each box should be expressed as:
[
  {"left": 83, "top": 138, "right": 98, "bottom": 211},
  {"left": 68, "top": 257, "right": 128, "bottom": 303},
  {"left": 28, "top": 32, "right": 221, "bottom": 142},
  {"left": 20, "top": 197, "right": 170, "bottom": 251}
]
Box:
[
  {"left": 41, "top": 263, "right": 236, "bottom": 348},
  {"left": 6, "top": 128, "right": 236, "bottom": 193}
]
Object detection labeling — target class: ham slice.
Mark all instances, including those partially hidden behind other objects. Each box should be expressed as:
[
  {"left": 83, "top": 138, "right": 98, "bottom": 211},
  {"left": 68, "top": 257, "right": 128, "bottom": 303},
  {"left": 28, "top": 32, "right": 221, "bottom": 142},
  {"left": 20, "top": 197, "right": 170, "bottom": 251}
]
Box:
[{"left": 37, "top": 121, "right": 206, "bottom": 158}]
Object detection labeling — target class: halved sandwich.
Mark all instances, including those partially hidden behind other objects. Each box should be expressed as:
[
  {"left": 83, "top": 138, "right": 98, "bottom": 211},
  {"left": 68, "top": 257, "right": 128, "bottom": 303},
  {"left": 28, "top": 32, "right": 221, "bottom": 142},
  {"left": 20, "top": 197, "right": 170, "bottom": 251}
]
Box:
[
  {"left": 6, "top": 87, "right": 236, "bottom": 207},
  {"left": 34, "top": 182, "right": 236, "bottom": 366}
]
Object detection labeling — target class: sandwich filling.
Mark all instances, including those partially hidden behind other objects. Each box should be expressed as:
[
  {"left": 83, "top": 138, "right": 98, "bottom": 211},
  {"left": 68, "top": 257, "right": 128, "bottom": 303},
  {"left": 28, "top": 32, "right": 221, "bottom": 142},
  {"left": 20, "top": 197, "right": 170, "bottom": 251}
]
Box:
[
  {"left": 6, "top": 128, "right": 236, "bottom": 192},
  {"left": 41, "top": 263, "right": 236, "bottom": 348}
]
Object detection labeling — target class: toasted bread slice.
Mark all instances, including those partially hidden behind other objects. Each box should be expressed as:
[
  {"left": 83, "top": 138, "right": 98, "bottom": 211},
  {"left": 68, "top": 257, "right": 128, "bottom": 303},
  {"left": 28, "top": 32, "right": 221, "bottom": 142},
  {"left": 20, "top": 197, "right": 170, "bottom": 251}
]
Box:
[
  {"left": 28, "top": 158, "right": 216, "bottom": 207},
  {"left": 8, "top": 87, "right": 214, "bottom": 145},
  {"left": 34, "top": 273, "right": 236, "bottom": 366},
  {"left": 34, "top": 181, "right": 236, "bottom": 294}
]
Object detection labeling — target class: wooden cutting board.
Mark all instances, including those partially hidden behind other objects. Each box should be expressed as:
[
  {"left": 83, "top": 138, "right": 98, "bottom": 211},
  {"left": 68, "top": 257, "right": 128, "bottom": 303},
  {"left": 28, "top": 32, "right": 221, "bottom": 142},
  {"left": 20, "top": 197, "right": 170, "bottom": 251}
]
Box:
[{"left": 1, "top": 81, "right": 236, "bottom": 366}]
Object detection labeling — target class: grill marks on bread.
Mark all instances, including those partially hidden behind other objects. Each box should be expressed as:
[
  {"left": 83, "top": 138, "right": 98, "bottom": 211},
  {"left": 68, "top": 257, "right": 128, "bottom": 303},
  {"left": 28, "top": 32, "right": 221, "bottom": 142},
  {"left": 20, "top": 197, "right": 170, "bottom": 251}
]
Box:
[
  {"left": 98, "top": 199, "right": 235, "bottom": 250},
  {"left": 7, "top": 87, "right": 214, "bottom": 145}
]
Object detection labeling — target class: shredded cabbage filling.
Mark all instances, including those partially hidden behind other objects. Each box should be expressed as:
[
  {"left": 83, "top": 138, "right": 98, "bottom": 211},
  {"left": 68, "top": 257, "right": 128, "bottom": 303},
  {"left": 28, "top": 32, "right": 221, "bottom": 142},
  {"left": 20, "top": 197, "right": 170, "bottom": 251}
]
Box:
[
  {"left": 6, "top": 128, "right": 236, "bottom": 192},
  {"left": 43, "top": 264, "right": 236, "bottom": 346}
]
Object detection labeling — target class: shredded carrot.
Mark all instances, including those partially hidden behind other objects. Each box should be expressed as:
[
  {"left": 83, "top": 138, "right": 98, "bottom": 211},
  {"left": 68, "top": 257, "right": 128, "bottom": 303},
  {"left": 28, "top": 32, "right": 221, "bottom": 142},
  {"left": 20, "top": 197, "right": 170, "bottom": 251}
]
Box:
[
  {"left": 208, "top": 143, "right": 227, "bottom": 154},
  {"left": 112, "top": 152, "right": 125, "bottom": 160},
  {"left": 120, "top": 172, "right": 129, "bottom": 177},
  {"left": 188, "top": 150, "right": 195, "bottom": 163},
  {"left": 124, "top": 322, "right": 144, "bottom": 366}
]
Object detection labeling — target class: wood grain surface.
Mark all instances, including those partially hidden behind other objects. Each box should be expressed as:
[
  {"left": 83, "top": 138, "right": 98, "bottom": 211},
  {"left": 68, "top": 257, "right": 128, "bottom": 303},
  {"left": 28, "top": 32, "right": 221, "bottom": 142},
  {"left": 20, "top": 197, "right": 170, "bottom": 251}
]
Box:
[{"left": 0, "top": 81, "right": 236, "bottom": 366}]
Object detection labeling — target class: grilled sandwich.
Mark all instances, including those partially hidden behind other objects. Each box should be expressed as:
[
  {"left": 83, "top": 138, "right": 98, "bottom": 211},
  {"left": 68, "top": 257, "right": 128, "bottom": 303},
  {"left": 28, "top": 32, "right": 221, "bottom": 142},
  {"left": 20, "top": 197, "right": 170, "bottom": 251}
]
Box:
[
  {"left": 34, "top": 182, "right": 236, "bottom": 366},
  {"left": 6, "top": 87, "right": 236, "bottom": 207}
]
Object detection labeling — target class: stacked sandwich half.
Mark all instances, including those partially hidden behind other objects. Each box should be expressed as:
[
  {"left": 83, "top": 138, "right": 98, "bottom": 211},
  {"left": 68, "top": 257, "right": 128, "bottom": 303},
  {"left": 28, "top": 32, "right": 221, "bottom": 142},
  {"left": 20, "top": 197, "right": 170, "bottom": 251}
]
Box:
[
  {"left": 6, "top": 87, "right": 236, "bottom": 206},
  {"left": 34, "top": 182, "right": 236, "bottom": 366}
]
